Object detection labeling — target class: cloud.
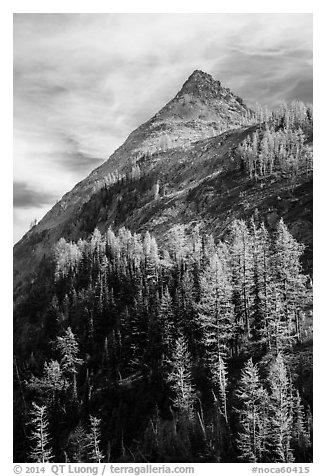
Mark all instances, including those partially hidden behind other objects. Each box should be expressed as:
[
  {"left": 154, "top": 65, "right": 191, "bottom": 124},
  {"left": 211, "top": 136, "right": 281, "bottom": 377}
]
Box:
[
  {"left": 13, "top": 13, "right": 312, "bottom": 242},
  {"left": 286, "top": 78, "right": 313, "bottom": 104},
  {"left": 213, "top": 47, "right": 312, "bottom": 106},
  {"left": 14, "top": 181, "right": 59, "bottom": 209},
  {"left": 51, "top": 148, "right": 104, "bottom": 174}
]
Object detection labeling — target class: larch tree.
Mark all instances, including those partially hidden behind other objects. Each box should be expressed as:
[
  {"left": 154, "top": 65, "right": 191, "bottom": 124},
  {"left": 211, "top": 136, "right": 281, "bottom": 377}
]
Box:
[
  {"left": 267, "top": 354, "right": 294, "bottom": 463},
  {"left": 227, "top": 220, "right": 254, "bottom": 350},
  {"left": 197, "top": 253, "right": 234, "bottom": 364},
  {"left": 236, "top": 359, "right": 269, "bottom": 462},
  {"left": 165, "top": 224, "right": 189, "bottom": 264},
  {"left": 266, "top": 283, "right": 290, "bottom": 353},
  {"left": 28, "top": 360, "right": 66, "bottom": 405},
  {"left": 28, "top": 402, "right": 54, "bottom": 463},
  {"left": 157, "top": 287, "right": 175, "bottom": 359},
  {"left": 291, "top": 390, "right": 311, "bottom": 461},
  {"left": 56, "top": 327, "right": 83, "bottom": 399},
  {"left": 180, "top": 270, "right": 199, "bottom": 355},
  {"left": 143, "top": 231, "right": 159, "bottom": 278},
  {"left": 215, "top": 354, "right": 228, "bottom": 423},
  {"left": 166, "top": 336, "right": 196, "bottom": 420},
  {"left": 272, "top": 219, "right": 308, "bottom": 345},
  {"left": 249, "top": 221, "right": 272, "bottom": 349},
  {"left": 68, "top": 423, "right": 89, "bottom": 462},
  {"left": 87, "top": 416, "right": 104, "bottom": 463},
  {"left": 56, "top": 327, "right": 83, "bottom": 375}
]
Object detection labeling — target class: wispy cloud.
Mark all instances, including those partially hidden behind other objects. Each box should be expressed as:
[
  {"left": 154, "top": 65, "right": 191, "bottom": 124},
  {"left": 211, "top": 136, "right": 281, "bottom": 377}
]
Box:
[
  {"left": 13, "top": 181, "right": 58, "bottom": 209},
  {"left": 13, "top": 13, "right": 312, "bottom": 242}
]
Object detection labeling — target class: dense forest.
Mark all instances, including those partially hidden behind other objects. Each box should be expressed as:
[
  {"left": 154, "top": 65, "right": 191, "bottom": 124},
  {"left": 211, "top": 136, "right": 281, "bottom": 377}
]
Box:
[
  {"left": 14, "top": 217, "right": 312, "bottom": 463},
  {"left": 237, "top": 101, "right": 313, "bottom": 180}
]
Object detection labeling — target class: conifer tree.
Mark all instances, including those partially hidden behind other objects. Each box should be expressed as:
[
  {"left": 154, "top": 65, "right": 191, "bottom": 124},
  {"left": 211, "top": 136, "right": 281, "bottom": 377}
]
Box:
[
  {"left": 266, "top": 283, "right": 290, "bottom": 353},
  {"left": 267, "top": 354, "right": 294, "bottom": 462},
  {"left": 28, "top": 402, "right": 53, "bottom": 463},
  {"left": 54, "top": 238, "right": 82, "bottom": 279},
  {"left": 28, "top": 360, "right": 66, "bottom": 404},
  {"left": 236, "top": 359, "right": 269, "bottom": 462},
  {"left": 167, "top": 336, "right": 195, "bottom": 419},
  {"left": 197, "top": 253, "right": 234, "bottom": 362},
  {"left": 143, "top": 232, "right": 159, "bottom": 277},
  {"left": 215, "top": 354, "right": 228, "bottom": 422},
  {"left": 68, "top": 423, "right": 89, "bottom": 462},
  {"left": 56, "top": 327, "right": 83, "bottom": 399},
  {"left": 180, "top": 270, "right": 200, "bottom": 354},
  {"left": 273, "top": 219, "right": 307, "bottom": 344},
  {"left": 87, "top": 416, "right": 104, "bottom": 463},
  {"left": 227, "top": 220, "right": 254, "bottom": 350},
  {"left": 56, "top": 327, "right": 83, "bottom": 376},
  {"left": 157, "top": 288, "right": 174, "bottom": 358},
  {"left": 291, "top": 390, "right": 311, "bottom": 461},
  {"left": 166, "top": 225, "right": 189, "bottom": 263},
  {"left": 90, "top": 228, "right": 103, "bottom": 256},
  {"left": 250, "top": 221, "right": 272, "bottom": 348}
]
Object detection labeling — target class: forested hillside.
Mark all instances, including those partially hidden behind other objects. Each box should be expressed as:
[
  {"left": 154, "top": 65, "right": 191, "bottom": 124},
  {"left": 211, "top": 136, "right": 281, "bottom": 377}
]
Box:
[
  {"left": 13, "top": 71, "right": 313, "bottom": 463},
  {"left": 14, "top": 217, "right": 313, "bottom": 462}
]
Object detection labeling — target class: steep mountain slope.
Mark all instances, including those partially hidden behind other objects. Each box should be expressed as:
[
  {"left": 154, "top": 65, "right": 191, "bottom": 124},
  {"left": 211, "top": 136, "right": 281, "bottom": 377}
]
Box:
[
  {"left": 13, "top": 70, "right": 312, "bottom": 299},
  {"left": 18, "top": 70, "right": 250, "bottom": 233}
]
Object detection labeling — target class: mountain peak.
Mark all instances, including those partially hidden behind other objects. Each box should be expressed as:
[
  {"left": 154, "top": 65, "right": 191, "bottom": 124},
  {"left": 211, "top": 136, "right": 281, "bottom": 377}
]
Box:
[
  {"left": 19, "top": 70, "right": 252, "bottom": 237},
  {"left": 188, "top": 69, "right": 215, "bottom": 81},
  {"left": 153, "top": 69, "right": 248, "bottom": 132},
  {"left": 178, "top": 69, "right": 222, "bottom": 97}
]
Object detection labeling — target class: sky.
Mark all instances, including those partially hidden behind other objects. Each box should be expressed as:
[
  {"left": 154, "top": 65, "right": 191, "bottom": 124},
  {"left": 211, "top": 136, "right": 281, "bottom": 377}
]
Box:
[{"left": 13, "top": 13, "right": 313, "bottom": 243}]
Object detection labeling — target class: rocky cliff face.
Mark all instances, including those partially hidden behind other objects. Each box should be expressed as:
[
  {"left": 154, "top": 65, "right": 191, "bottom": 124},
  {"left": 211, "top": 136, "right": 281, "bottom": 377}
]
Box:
[{"left": 13, "top": 70, "right": 312, "bottom": 297}]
